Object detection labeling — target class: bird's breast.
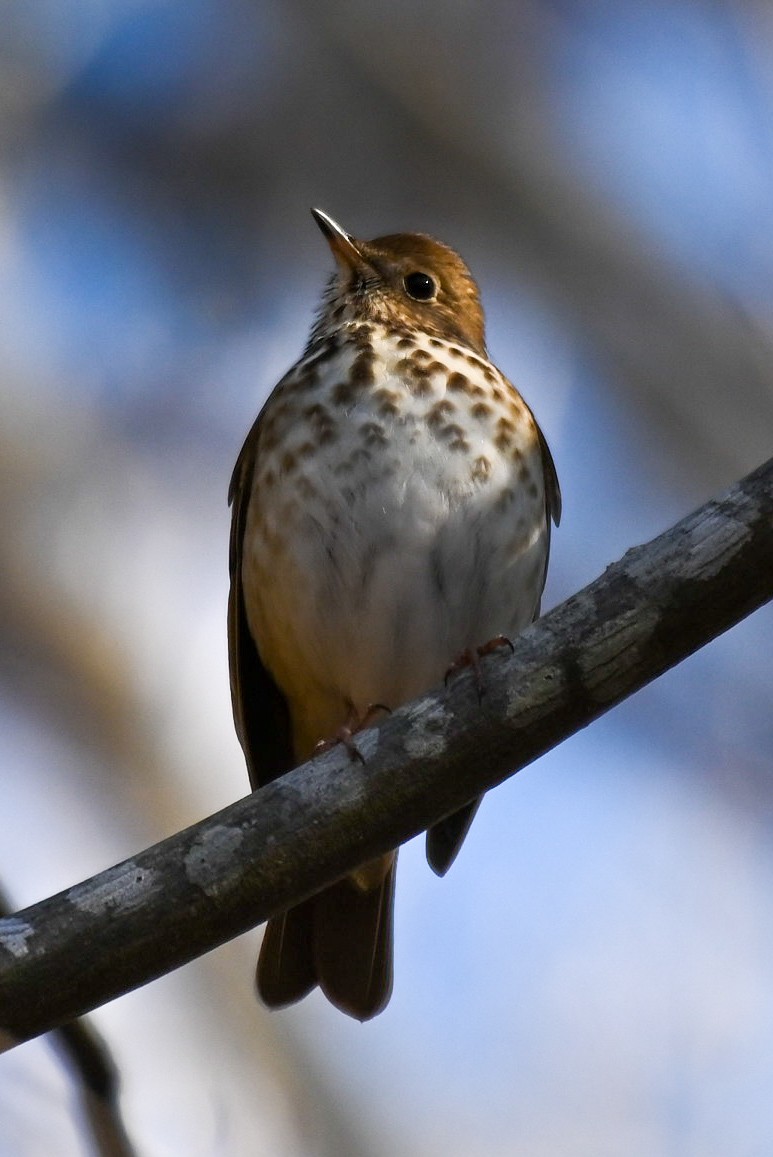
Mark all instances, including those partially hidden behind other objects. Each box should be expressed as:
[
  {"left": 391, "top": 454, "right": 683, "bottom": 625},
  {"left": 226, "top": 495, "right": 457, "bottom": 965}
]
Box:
[{"left": 241, "top": 325, "right": 549, "bottom": 745}]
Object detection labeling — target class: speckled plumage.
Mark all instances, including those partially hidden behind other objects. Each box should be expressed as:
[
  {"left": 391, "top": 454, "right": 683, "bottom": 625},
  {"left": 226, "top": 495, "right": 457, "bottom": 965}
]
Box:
[{"left": 228, "top": 211, "right": 560, "bottom": 1020}]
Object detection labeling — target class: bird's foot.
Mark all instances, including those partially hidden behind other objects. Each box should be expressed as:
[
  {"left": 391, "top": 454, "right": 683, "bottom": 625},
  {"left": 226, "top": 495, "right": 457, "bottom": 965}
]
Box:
[
  {"left": 314, "top": 703, "right": 392, "bottom": 763},
  {"left": 445, "top": 635, "right": 514, "bottom": 701}
]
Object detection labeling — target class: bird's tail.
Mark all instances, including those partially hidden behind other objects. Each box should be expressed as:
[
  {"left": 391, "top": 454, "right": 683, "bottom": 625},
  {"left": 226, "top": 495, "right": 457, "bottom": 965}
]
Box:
[{"left": 257, "top": 854, "right": 397, "bottom": 1021}]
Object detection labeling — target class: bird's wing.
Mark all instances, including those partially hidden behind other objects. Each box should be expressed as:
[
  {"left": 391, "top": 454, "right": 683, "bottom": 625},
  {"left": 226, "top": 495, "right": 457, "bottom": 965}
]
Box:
[
  {"left": 533, "top": 421, "right": 561, "bottom": 620},
  {"left": 537, "top": 423, "right": 562, "bottom": 529},
  {"left": 228, "top": 414, "right": 295, "bottom": 790}
]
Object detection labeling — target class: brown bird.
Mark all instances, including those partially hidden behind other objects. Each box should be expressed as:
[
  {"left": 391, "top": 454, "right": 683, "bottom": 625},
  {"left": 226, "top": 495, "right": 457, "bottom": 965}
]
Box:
[{"left": 228, "top": 210, "right": 560, "bottom": 1020}]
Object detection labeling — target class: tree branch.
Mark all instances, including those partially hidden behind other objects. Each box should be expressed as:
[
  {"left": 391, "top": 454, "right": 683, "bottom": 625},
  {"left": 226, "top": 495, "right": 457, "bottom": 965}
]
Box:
[{"left": 1, "top": 458, "right": 772, "bottom": 1048}]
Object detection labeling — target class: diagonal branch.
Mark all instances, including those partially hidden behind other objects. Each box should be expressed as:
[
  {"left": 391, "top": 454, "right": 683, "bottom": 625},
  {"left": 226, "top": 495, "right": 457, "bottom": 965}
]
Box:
[{"left": 1, "top": 458, "right": 772, "bottom": 1048}]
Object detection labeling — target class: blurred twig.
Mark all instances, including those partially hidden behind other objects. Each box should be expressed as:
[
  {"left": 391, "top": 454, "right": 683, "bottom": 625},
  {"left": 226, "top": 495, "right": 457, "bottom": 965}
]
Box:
[
  {"left": 0, "top": 888, "right": 136, "bottom": 1157},
  {"left": 1, "top": 455, "right": 771, "bottom": 1045},
  {"left": 51, "top": 1023, "right": 137, "bottom": 1157}
]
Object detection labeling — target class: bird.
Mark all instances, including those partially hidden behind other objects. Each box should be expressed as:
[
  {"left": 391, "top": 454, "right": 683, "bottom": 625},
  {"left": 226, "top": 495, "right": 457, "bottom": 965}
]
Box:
[{"left": 228, "top": 209, "right": 560, "bottom": 1020}]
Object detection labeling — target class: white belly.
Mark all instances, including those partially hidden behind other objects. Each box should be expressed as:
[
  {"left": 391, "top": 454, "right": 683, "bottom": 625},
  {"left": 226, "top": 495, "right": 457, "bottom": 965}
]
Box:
[{"left": 242, "top": 330, "right": 548, "bottom": 756}]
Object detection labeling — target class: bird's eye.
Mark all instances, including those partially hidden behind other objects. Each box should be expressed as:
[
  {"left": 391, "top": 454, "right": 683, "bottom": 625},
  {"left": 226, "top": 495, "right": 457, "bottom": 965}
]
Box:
[{"left": 403, "top": 272, "right": 437, "bottom": 301}]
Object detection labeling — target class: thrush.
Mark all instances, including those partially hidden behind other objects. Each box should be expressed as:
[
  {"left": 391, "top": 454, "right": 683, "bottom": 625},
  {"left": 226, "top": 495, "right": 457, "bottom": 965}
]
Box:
[{"left": 228, "top": 209, "right": 561, "bottom": 1020}]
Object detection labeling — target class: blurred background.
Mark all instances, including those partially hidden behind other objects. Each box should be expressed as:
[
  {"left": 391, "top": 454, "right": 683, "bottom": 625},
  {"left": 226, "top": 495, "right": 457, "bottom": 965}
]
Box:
[{"left": 1, "top": 1, "right": 773, "bottom": 1154}]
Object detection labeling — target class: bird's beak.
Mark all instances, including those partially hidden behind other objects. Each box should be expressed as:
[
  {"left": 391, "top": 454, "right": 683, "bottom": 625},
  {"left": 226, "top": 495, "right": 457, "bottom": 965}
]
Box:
[{"left": 311, "top": 208, "right": 367, "bottom": 272}]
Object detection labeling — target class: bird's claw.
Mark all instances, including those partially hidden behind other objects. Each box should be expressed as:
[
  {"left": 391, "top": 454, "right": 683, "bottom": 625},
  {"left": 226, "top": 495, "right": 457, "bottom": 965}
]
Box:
[
  {"left": 445, "top": 635, "right": 514, "bottom": 701},
  {"left": 314, "top": 702, "right": 392, "bottom": 763}
]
